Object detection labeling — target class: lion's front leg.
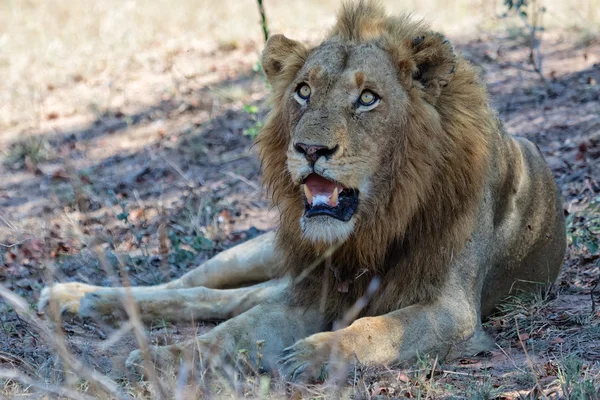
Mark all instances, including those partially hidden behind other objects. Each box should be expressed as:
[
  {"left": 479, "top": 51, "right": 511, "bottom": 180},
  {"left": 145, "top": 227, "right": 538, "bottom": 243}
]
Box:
[
  {"left": 38, "top": 232, "right": 279, "bottom": 320},
  {"left": 280, "top": 295, "right": 486, "bottom": 382},
  {"left": 126, "top": 300, "right": 325, "bottom": 377},
  {"left": 77, "top": 280, "right": 288, "bottom": 324}
]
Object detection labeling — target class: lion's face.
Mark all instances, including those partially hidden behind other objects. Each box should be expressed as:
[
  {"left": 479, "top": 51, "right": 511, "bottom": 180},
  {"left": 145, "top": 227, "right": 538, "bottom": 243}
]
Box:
[{"left": 281, "top": 42, "right": 409, "bottom": 243}]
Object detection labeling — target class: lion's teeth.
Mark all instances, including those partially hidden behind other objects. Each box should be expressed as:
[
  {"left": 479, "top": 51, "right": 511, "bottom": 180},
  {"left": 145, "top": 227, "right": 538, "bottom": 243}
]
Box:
[
  {"left": 330, "top": 187, "right": 339, "bottom": 206},
  {"left": 312, "top": 194, "right": 330, "bottom": 206},
  {"left": 303, "top": 184, "right": 313, "bottom": 205}
]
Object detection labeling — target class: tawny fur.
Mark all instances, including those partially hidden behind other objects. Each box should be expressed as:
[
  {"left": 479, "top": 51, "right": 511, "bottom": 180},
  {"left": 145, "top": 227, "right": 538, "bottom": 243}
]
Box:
[
  {"left": 38, "top": 1, "right": 566, "bottom": 383},
  {"left": 258, "top": 1, "right": 494, "bottom": 321}
]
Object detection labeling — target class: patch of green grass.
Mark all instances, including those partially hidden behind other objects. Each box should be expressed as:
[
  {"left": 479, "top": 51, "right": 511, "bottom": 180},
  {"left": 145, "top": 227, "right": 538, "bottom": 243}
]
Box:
[
  {"left": 466, "top": 376, "right": 504, "bottom": 400},
  {"left": 2, "top": 137, "right": 52, "bottom": 169},
  {"left": 408, "top": 354, "right": 442, "bottom": 399},
  {"left": 486, "top": 284, "right": 554, "bottom": 339},
  {"left": 243, "top": 104, "right": 263, "bottom": 139},
  {"left": 167, "top": 228, "right": 214, "bottom": 265},
  {"left": 557, "top": 355, "right": 600, "bottom": 400},
  {"left": 567, "top": 196, "right": 600, "bottom": 256}
]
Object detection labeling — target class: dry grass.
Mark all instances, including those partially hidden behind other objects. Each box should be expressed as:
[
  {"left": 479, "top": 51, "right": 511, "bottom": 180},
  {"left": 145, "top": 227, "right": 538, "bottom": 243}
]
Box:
[{"left": 1, "top": 0, "right": 600, "bottom": 398}]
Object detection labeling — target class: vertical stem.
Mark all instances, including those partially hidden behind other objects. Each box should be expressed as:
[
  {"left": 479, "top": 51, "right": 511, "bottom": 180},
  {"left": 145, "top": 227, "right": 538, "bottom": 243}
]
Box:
[{"left": 256, "top": 0, "right": 269, "bottom": 42}]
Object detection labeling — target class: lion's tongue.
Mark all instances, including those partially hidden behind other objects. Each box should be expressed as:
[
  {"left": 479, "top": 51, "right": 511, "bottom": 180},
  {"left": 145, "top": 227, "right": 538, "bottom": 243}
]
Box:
[{"left": 304, "top": 174, "right": 343, "bottom": 207}]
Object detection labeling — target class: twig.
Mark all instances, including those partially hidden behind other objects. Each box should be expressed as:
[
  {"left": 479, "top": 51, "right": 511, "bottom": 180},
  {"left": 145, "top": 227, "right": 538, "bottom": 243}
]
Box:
[
  {"left": 424, "top": 355, "right": 438, "bottom": 400},
  {"left": 494, "top": 343, "right": 527, "bottom": 374},
  {"left": 515, "top": 1, "right": 555, "bottom": 96},
  {"left": 440, "top": 370, "right": 475, "bottom": 376},
  {"left": 45, "top": 268, "right": 80, "bottom": 389},
  {"left": 109, "top": 250, "right": 169, "bottom": 400},
  {"left": 591, "top": 269, "right": 599, "bottom": 316},
  {"left": 515, "top": 317, "right": 545, "bottom": 399},
  {"left": 0, "top": 214, "right": 18, "bottom": 231},
  {"left": 160, "top": 154, "right": 197, "bottom": 187},
  {"left": 256, "top": 0, "right": 269, "bottom": 42},
  {"left": 224, "top": 171, "right": 260, "bottom": 191},
  {"left": 0, "top": 240, "right": 29, "bottom": 249}
]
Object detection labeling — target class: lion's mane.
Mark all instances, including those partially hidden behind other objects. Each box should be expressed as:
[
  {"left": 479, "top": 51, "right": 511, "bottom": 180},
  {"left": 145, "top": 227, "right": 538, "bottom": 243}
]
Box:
[{"left": 256, "top": 1, "right": 496, "bottom": 322}]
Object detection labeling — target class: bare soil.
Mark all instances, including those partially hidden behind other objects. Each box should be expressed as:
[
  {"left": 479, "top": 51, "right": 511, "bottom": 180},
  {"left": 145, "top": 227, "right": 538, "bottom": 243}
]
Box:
[{"left": 1, "top": 30, "right": 599, "bottom": 399}]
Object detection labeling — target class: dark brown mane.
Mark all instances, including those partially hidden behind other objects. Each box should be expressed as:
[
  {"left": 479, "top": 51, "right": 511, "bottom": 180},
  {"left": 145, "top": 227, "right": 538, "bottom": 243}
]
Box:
[{"left": 256, "top": 1, "right": 495, "bottom": 322}]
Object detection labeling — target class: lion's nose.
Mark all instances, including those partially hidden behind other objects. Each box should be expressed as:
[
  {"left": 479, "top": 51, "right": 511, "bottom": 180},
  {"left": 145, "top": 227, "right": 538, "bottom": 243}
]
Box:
[{"left": 294, "top": 143, "right": 339, "bottom": 163}]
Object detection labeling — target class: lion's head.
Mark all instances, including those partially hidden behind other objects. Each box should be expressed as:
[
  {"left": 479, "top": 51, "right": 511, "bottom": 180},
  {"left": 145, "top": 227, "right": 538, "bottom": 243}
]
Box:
[{"left": 257, "top": 1, "right": 495, "bottom": 317}]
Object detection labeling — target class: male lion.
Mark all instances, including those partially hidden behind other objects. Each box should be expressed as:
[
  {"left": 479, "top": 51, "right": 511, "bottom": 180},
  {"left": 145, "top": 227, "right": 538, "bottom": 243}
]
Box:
[{"left": 38, "top": 1, "right": 566, "bottom": 382}]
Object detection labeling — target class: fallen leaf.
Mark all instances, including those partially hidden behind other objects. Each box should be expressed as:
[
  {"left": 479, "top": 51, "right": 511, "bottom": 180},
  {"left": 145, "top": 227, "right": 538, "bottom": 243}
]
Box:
[
  {"left": 51, "top": 169, "right": 70, "bottom": 181},
  {"left": 50, "top": 242, "right": 70, "bottom": 258},
  {"left": 158, "top": 223, "right": 169, "bottom": 254},
  {"left": 218, "top": 209, "right": 234, "bottom": 224},
  {"left": 24, "top": 156, "right": 42, "bottom": 175},
  {"left": 129, "top": 208, "right": 145, "bottom": 221},
  {"left": 397, "top": 372, "right": 411, "bottom": 383},
  {"left": 518, "top": 333, "right": 530, "bottom": 341}
]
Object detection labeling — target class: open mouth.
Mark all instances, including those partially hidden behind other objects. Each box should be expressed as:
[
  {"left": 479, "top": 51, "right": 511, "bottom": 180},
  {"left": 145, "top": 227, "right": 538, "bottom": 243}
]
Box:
[{"left": 302, "top": 174, "right": 359, "bottom": 222}]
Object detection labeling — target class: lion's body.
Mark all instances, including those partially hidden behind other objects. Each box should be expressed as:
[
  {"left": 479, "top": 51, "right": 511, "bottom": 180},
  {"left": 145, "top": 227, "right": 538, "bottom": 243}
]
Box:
[{"left": 39, "top": 1, "right": 566, "bottom": 382}]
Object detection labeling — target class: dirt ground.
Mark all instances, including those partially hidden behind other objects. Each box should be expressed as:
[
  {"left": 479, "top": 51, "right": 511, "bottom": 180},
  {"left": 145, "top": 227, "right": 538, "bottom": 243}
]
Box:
[{"left": 1, "top": 13, "right": 599, "bottom": 400}]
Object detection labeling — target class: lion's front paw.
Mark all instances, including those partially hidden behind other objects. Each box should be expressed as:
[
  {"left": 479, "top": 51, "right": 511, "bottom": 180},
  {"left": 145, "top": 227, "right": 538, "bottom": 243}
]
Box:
[
  {"left": 78, "top": 291, "right": 128, "bottom": 324},
  {"left": 37, "top": 282, "right": 100, "bottom": 318},
  {"left": 279, "top": 332, "right": 349, "bottom": 383},
  {"left": 125, "top": 345, "right": 182, "bottom": 378}
]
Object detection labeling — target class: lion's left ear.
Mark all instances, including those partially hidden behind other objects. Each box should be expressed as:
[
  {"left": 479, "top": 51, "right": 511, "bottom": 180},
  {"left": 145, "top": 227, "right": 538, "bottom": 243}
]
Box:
[
  {"left": 262, "top": 34, "right": 308, "bottom": 86},
  {"left": 410, "top": 32, "right": 456, "bottom": 104}
]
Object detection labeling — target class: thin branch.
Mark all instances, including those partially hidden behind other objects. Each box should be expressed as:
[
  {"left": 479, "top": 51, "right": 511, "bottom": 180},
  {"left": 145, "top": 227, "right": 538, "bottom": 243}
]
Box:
[
  {"left": 591, "top": 273, "right": 599, "bottom": 317},
  {"left": 515, "top": 317, "right": 544, "bottom": 398},
  {"left": 256, "top": 0, "right": 269, "bottom": 42},
  {"left": 518, "top": 11, "right": 553, "bottom": 95}
]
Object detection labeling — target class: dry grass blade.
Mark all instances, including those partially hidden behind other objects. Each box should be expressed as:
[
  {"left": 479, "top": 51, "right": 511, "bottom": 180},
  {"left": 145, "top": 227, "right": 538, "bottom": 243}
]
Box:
[
  {"left": 293, "top": 243, "right": 342, "bottom": 285},
  {"left": 0, "top": 286, "right": 130, "bottom": 400},
  {"left": 515, "top": 317, "right": 544, "bottom": 398},
  {"left": 111, "top": 253, "right": 169, "bottom": 400},
  {"left": 0, "top": 369, "right": 96, "bottom": 400}
]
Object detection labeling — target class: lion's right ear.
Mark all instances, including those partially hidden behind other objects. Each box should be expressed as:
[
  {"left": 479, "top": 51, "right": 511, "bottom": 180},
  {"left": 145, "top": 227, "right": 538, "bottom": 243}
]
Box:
[
  {"left": 262, "top": 34, "right": 308, "bottom": 86},
  {"left": 409, "top": 32, "right": 457, "bottom": 104}
]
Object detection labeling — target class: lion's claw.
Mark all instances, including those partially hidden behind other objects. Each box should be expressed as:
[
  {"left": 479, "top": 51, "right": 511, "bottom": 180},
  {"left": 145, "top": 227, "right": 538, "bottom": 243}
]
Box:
[{"left": 278, "top": 339, "right": 329, "bottom": 383}]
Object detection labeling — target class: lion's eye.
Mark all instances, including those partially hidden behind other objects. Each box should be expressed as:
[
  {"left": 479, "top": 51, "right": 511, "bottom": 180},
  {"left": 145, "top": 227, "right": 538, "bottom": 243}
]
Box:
[
  {"left": 296, "top": 84, "right": 311, "bottom": 101},
  {"left": 358, "top": 90, "right": 378, "bottom": 107}
]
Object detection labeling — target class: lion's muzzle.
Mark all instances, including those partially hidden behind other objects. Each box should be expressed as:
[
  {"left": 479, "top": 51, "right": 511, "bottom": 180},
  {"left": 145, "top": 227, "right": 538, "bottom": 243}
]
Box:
[{"left": 302, "top": 173, "right": 359, "bottom": 222}]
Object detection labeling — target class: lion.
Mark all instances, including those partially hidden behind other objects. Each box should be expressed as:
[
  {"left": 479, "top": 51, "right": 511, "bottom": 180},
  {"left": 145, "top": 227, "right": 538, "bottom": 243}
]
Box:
[{"left": 38, "top": 1, "right": 566, "bottom": 382}]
